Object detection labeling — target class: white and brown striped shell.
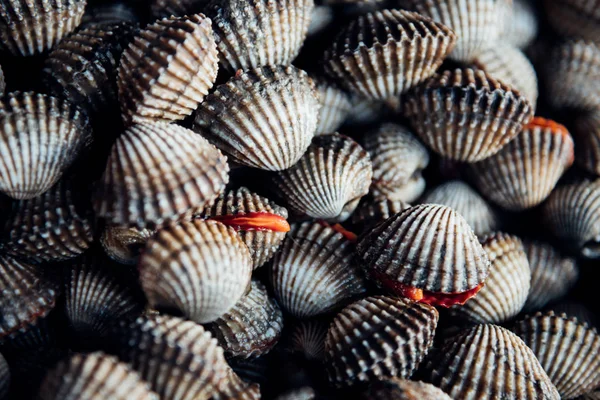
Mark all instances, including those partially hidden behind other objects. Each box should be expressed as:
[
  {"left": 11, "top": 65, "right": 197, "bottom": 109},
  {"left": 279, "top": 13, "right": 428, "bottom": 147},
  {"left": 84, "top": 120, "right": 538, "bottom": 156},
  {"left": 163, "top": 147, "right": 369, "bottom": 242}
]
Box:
[
  {"left": 572, "top": 110, "right": 600, "bottom": 176},
  {"left": 288, "top": 319, "right": 329, "bottom": 360},
  {"left": 270, "top": 222, "right": 366, "bottom": 318},
  {"left": 150, "top": 0, "right": 207, "bottom": 19},
  {"left": 117, "top": 14, "right": 219, "bottom": 125},
  {"left": 100, "top": 225, "right": 155, "bottom": 265},
  {"left": 323, "top": 9, "right": 457, "bottom": 100},
  {"left": 0, "top": 91, "right": 91, "bottom": 200},
  {"left": 351, "top": 197, "right": 411, "bottom": 234},
  {"left": 325, "top": 295, "right": 438, "bottom": 387},
  {"left": 314, "top": 77, "right": 352, "bottom": 135},
  {"left": 94, "top": 123, "right": 229, "bottom": 229},
  {"left": 194, "top": 66, "right": 320, "bottom": 171},
  {"left": 0, "top": 353, "right": 8, "bottom": 399},
  {"left": 503, "top": 0, "right": 538, "bottom": 49},
  {"left": 361, "top": 378, "right": 453, "bottom": 400},
  {"left": 273, "top": 133, "right": 372, "bottom": 221},
  {"left": 545, "top": 0, "right": 600, "bottom": 43},
  {"left": 404, "top": 68, "right": 534, "bottom": 162}
]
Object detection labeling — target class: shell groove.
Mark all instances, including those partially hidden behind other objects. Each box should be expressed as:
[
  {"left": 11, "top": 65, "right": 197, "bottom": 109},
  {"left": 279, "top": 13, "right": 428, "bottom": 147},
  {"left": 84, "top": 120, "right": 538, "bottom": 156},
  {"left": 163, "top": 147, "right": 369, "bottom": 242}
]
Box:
[
  {"left": 503, "top": 0, "right": 538, "bottom": 49},
  {"left": 361, "top": 378, "right": 453, "bottom": 400},
  {"left": 100, "top": 225, "right": 155, "bottom": 265},
  {"left": 573, "top": 110, "right": 600, "bottom": 175},
  {"left": 314, "top": 78, "right": 352, "bottom": 135},
  {"left": 545, "top": 0, "right": 600, "bottom": 43},
  {"left": 351, "top": 196, "right": 411, "bottom": 235}
]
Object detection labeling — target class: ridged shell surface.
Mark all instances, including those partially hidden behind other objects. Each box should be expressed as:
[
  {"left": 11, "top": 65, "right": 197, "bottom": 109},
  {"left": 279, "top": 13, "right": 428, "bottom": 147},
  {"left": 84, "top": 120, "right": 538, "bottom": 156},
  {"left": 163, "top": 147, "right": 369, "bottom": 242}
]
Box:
[
  {"left": 100, "top": 225, "right": 155, "bottom": 265},
  {"left": 0, "top": 353, "right": 8, "bottom": 399},
  {"left": 194, "top": 66, "right": 319, "bottom": 171},
  {"left": 94, "top": 123, "right": 229, "bottom": 229},
  {"left": 325, "top": 295, "right": 438, "bottom": 387},
  {"left": 503, "top": 0, "right": 538, "bottom": 49},
  {"left": 323, "top": 9, "right": 457, "bottom": 99},
  {"left": 288, "top": 319, "right": 329, "bottom": 360},
  {"left": 117, "top": 14, "right": 219, "bottom": 125},
  {"left": 314, "top": 78, "right": 352, "bottom": 135},
  {"left": 404, "top": 68, "right": 534, "bottom": 162},
  {"left": 150, "top": 0, "right": 207, "bottom": 19},
  {"left": 545, "top": 0, "right": 600, "bottom": 42},
  {"left": 351, "top": 197, "right": 411, "bottom": 234},
  {"left": 270, "top": 222, "right": 366, "bottom": 318},
  {"left": 512, "top": 312, "right": 600, "bottom": 399},
  {"left": 0, "top": 92, "right": 91, "bottom": 200},
  {"left": 573, "top": 111, "right": 600, "bottom": 175},
  {"left": 361, "top": 378, "right": 453, "bottom": 400},
  {"left": 214, "top": 367, "right": 261, "bottom": 400},
  {"left": 139, "top": 219, "right": 252, "bottom": 323}
]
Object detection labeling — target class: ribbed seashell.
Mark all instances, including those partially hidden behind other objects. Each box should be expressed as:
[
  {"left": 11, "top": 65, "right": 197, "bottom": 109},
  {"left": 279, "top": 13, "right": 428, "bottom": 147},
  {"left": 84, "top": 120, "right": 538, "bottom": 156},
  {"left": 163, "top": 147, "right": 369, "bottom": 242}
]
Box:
[
  {"left": 274, "top": 387, "right": 315, "bottom": 400},
  {"left": 363, "top": 123, "right": 429, "bottom": 203},
  {"left": 361, "top": 378, "right": 453, "bottom": 400},
  {"left": 426, "top": 324, "right": 560, "bottom": 399},
  {"left": 0, "top": 92, "right": 91, "bottom": 200},
  {"left": 81, "top": 2, "right": 139, "bottom": 26},
  {"left": 548, "top": 301, "right": 597, "bottom": 327},
  {"left": 512, "top": 312, "right": 600, "bottom": 399},
  {"left": 545, "top": 0, "right": 600, "bottom": 43},
  {"left": 199, "top": 186, "right": 290, "bottom": 269},
  {"left": 117, "top": 14, "right": 219, "bottom": 125},
  {"left": 323, "top": 9, "right": 457, "bottom": 100},
  {"left": 203, "top": 0, "right": 314, "bottom": 73},
  {"left": 351, "top": 196, "right": 410, "bottom": 234},
  {"left": 273, "top": 133, "right": 372, "bottom": 221},
  {"left": 471, "top": 44, "right": 539, "bottom": 109},
  {"left": 357, "top": 204, "right": 490, "bottom": 307},
  {"left": 523, "top": 240, "right": 579, "bottom": 312},
  {"left": 100, "top": 225, "right": 155, "bottom": 265},
  {"left": 104, "top": 314, "right": 229, "bottom": 400},
  {"left": 325, "top": 295, "right": 438, "bottom": 387},
  {"left": 419, "top": 180, "right": 499, "bottom": 237},
  {"left": 0, "top": 0, "right": 87, "bottom": 56},
  {"left": 468, "top": 117, "right": 575, "bottom": 211},
  {"left": 139, "top": 219, "right": 252, "bottom": 323},
  {"left": 214, "top": 367, "right": 261, "bottom": 400},
  {"left": 503, "top": 0, "right": 538, "bottom": 49},
  {"left": 404, "top": 68, "right": 534, "bottom": 162},
  {"left": 270, "top": 222, "right": 367, "bottom": 318},
  {"left": 0, "top": 353, "right": 8, "bottom": 399},
  {"left": 573, "top": 110, "right": 600, "bottom": 175},
  {"left": 542, "top": 180, "right": 600, "bottom": 258},
  {"left": 450, "top": 233, "right": 530, "bottom": 324},
  {"left": 39, "top": 352, "right": 159, "bottom": 400},
  {"left": 94, "top": 123, "right": 229, "bottom": 229},
  {"left": 314, "top": 78, "right": 352, "bottom": 135},
  {"left": 288, "top": 319, "right": 329, "bottom": 360},
  {"left": 0, "top": 65, "right": 4, "bottom": 96},
  {"left": 194, "top": 66, "right": 319, "bottom": 171},
  {"left": 150, "top": 0, "right": 207, "bottom": 19}
]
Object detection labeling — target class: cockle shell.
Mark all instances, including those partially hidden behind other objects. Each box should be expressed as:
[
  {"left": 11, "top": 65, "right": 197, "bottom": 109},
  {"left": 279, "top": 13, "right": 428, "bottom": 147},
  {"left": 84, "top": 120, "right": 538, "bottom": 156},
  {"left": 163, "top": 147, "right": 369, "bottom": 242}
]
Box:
[
  {"left": 150, "top": 0, "right": 207, "bottom": 19},
  {"left": 117, "top": 14, "right": 219, "bottom": 125},
  {"left": 361, "top": 378, "right": 453, "bottom": 400},
  {"left": 314, "top": 78, "right": 352, "bottom": 135},
  {"left": 351, "top": 196, "right": 410, "bottom": 234},
  {"left": 194, "top": 65, "right": 320, "bottom": 171},
  {"left": 503, "top": 0, "right": 538, "bottom": 49},
  {"left": 545, "top": 0, "right": 600, "bottom": 43},
  {"left": 100, "top": 225, "right": 155, "bottom": 265},
  {"left": 0, "top": 353, "right": 8, "bottom": 399},
  {"left": 323, "top": 9, "right": 457, "bottom": 99},
  {"left": 214, "top": 367, "right": 261, "bottom": 400},
  {"left": 80, "top": 2, "right": 139, "bottom": 26},
  {"left": 573, "top": 110, "right": 600, "bottom": 175},
  {"left": 325, "top": 295, "right": 438, "bottom": 387},
  {"left": 288, "top": 319, "right": 329, "bottom": 360}
]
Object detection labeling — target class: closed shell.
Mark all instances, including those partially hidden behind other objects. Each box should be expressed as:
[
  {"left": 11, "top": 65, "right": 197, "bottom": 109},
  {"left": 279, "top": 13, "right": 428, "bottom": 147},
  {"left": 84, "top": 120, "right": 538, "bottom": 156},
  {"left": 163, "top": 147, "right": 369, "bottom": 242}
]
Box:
[
  {"left": 545, "top": 0, "right": 600, "bottom": 43},
  {"left": 314, "top": 78, "right": 352, "bottom": 135},
  {"left": 361, "top": 378, "right": 453, "bottom": 400},
  {"left": 572, "top": 110, "right": 600, "bottom": 175},
  {"left": 503, "top": 0, "right": 538, "bottom": 49},
  {"left": 351, "top": 197, "right": 411, "bottom": 234},
  {"left": 0, "top": 353, "right": 8, "bottom": 399},
  {"left": 100, "top": 225, "right": 155, "bottom": 265}
]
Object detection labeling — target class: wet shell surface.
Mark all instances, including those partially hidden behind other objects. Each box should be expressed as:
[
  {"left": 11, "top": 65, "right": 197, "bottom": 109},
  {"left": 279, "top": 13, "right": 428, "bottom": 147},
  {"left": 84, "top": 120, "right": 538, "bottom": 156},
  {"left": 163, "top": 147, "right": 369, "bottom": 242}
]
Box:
[
  {"left": 323, "top": 9, "right": 457, "bottom": 99},
  {"left": 204, "top": 0, "right": 314, "bottom": 72},
  {"left": 94, "top": 123, "right": 229, "bottom": 229},
  {"left": 0, "top": 91, "right": 91, "bottom": 200},
  {"left": 139, "top": 219, "right": 252, "bottom": 324},
  {"left": 0, "top": 353, "right": 8, "bottom": 399},
  {"left": 468, "top": 117, "right": 575, "bottom": 211},
  {"left": 150, "top": 0, "right": 207, "bottom": 19},
  {"left": 573, "top": 110, "right": 600, "bottom": 175},
  {"left": 314, "top": 78, "right": 352, "bottom": 135},
  {"left": 117, "top": 14, "right": 219, "bottom": 125},
  {"left": 100, "top": 225, "right": 155, "bottom": 265},
  {"left": 39, "top": 351, "right": 159, "bottom": 400},
  {"left": 194, "top": 66, "right": 320, "bottom": 171},
  {"left": 273, "top": 133, "right": 372, "bottom": 221},
  {"left": 361, "top": 378, "right": 453, "bottom": 400},
  {"left": 0, "top": 0, "right": 88, "bottom": 56},
  {"left": 351, "top": 196, "right": 411, "bottom": 235},
  {"left": 357, "top": 204, "right": 490, "bottom": 307},
  {"left": 288, "top": 319, "right": 329, "bottom": 360},
  {"left": 512, "top": 312, "right": 600, "bottom": 399},
  {"left": 503, "top": 0, "right": 538, "bottom": 49},
  {"left": 325, "top": 295, "right": 438, "bottom": 387},
  {"left": 545, "top": 0, "right": 600, "bottom": 43},
  {"left": 270, "top": 222, "right": 366, "bottom": 318},
  {"left": 426, "top": 324, "right": 560, "bottom": 399},
  {"left": 404, "top": 68, "right": 534, "bottom": 162}
]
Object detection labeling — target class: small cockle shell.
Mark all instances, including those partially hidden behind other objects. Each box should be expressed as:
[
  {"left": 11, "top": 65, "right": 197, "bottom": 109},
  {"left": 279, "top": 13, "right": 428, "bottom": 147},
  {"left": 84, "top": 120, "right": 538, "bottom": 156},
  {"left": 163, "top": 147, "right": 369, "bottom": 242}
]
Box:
[
  {"left": 288, "top": 319, "right": 329, "bottom": 360},
  {"left": 80, "top": 2, "right": 139, "bottom": 26},
  {"left": 467, "top": 117, "right": 575, "bottom": 211},
  {"left": 545, "top": 0, "right": 600, "bottom": 43},
  {"left": 150, "top": 0, "right": 207, "bottom": 19},
  {"left": 273, "top": 133, "right": 372, "bottom": 221},
  {"left": 542, "top": 179, "right": 600, "bottom": 258},
  {"left": 450, "top": 233, "right": 530, "bottom": 324},
  {"left": 360, "top": 378, "right": 453, "bottom": 400},
  {"left": 208, "top": 280, "right": 283, "bottom": 359},
  {"left": 351, "top": 196, "right": 410, "bottom": 235},
  {"left": 39, "top": 352, "right": 159, "bottom": 400},
  {"left": 425, "top": 324, "right": 561, "bottom": 399},
  {"left": 194, "top": 65, "right": 320, "bottom": 171},
  {"left": 323, "top": 9, "right": 457, "bottom": 100},
  {"left": 512, "top": 312, "right": 600, "bottom": 399},
  {"left": 357, "top": 204, "right": 490, "bottom": 307},
  {"left": 503, "top": 0, "right": 538, "bottom": 49},
  {"left": 314, "top": 77, "right": 352, "bottom": 135},
  {"left": 203, "top": 0, "right": 314, "bottom": 73},
  {"left": 0, "top": 0, "right": 88, "bottom": 56},
  {"left": 139, "top": 219, "right": 252, "bottom": 324},
  {"left": 117, "top": 14, "right": 219, "bottom": 125},
  {"left": 404, "top": 68, "right": 534, "bottom": 162},
  {"left": 363, "top": 123, "right": 429, "bottom": 203},
  {"left": 270, "top": 222, "right": 367, "bottom": 318},
  {"left": 0, "top": 91, "right": 91, "bottom": 200},
  {"left": 572, "top": 110, "right": 600, "bottom": 176},
  {"left": 94, "top": 123, "right": 229, "bottom": 229},
  {"left": 200, "top": 186, "right": 290, "bottom": 269},
  {"left": 325, "top": 295, "right": 438, "bottom": 387},
  {"left": 100, "top": 225, "right": 155, "bottom": 265},
  {"left": 0, "top": 353, "right": 8, "bottom": 399}
]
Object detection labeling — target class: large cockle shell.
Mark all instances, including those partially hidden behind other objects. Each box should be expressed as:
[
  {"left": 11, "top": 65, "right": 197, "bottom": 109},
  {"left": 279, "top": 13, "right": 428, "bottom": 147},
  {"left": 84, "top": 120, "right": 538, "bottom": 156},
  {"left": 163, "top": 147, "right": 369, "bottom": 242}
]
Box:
[
  {"left": 0, "top": 92, "right": 91, "bottom": 200},
  {"left": 273, "top": 133, "right": 372, "bottom": 221},
  {"left": 314, "top": 78, "right": 352, "bottom": 135},
  {"left": 361, "top": 378, "right": 453, "bottom": 400},
  {"left": 117, "top": 14, "right": 219, "bottom": 125},
  {"left": 351, "top": 197, "right": 410, "bottom": 234},
  {"left": 0, "top": 353, "right": 8, "bottom": 399},
  {"left": 194, "top": 65, "right": 320, "bottom": 171},
  {"left": 325, "top": 295, "right": 438, "bottom": 387},
  {"left": 545, "top": 0, "right": 600, "bottom": 43},
  {"left": 139, "top": 219, "right": 252, "bottom": 324},
  {"left": 503, "top": 0, "right": 538, "bottom": 49},
  {"left": 404, "top": 68, "right": 534, "bottom": 162},
  {"left": 573, "top": 111, "right": 600, "bottom": 175},
  {"left": 150, "top": 0, "right": 207, "bottom": 19},
  {"left": 357, "top": 204, "right": 490, "bottom": 307},
  {"left": 100, "top": 225, "right": 155, "bottom": 265},
  {"left": 512, "top": 312, "right": 600, "bottom": 399},
  {"left": 323, "top": 9, "right": 457, "bottom": 100},
  {"left": 94, "top": 123, "right": 229, "bottom": 229},
  {"left": 270, "top": 222, "right": 366, "bottom": 318}
]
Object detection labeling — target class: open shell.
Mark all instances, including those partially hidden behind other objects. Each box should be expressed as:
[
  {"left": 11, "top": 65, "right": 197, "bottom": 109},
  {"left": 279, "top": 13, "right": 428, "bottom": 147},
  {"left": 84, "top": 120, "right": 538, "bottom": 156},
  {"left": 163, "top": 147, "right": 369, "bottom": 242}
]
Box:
[
  {"left": 100, "top": 225, "right": 156, "bottom": 265},
  {"left": 545, "top": 0, "right": 600, "bottom": 43},
  {"left": 314, "top": 77, "right": 352, "bottom": 135},
  {"left": 361, "top": 378, "right": 453, "bottom": 400},
  {"left": 573, "top": 110, "right": 600, "bottom": 176},
  {"left": 351, "top": 197, "right": 411, "bottom": 235}
]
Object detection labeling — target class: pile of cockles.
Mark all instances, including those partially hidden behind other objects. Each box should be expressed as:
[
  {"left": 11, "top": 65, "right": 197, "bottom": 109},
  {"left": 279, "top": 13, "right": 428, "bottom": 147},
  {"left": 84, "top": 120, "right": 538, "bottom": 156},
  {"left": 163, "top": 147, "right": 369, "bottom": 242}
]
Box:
[{"left": 0, "top": 0, "right": 599, "bottom": 399}]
